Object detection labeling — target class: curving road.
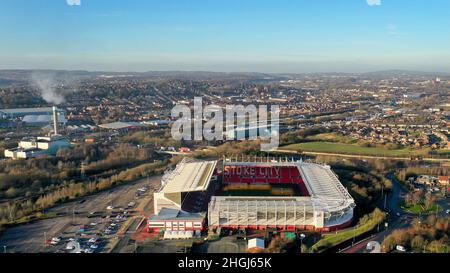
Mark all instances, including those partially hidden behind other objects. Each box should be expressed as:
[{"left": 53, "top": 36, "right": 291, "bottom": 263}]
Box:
[{"left": 342, "top": 173, "right": 448, "bottom": 253}]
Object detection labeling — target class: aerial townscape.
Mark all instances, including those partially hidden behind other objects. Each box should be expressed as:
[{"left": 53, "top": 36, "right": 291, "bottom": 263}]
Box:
[{"left": 0, "top": 0, "right": 449, "bottom": 260}]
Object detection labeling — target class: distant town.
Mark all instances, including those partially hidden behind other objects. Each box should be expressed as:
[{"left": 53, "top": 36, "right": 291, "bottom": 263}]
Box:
[{"left": 0, "top": 70, "right": 448, "bottom": 254}]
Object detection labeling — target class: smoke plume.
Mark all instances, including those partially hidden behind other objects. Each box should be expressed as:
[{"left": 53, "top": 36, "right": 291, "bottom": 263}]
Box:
[{"left": 31, "top": 72, "right": 66, "bottom": 105}]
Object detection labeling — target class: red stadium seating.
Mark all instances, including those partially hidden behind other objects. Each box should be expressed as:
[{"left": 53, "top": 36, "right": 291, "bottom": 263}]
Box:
[{"left": 223, "top": 166, "right": 303, "bottom": 185}]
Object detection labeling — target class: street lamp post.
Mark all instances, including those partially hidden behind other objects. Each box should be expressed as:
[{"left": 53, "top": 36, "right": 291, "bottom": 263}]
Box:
[
  {"left": 352, "top": 228, "right": 356, "bottom": 246},
  {"left": 299, "top": 233, "right": 306, "bottom": 253},
  {"left": 3, "top": 245, "right": 6, "bottom": 254}
]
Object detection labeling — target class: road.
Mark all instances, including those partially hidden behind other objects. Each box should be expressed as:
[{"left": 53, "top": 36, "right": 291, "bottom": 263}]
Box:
[
  {"left": 0, "top": 175, "right": 161, "bottom": 253},
  {"left": 342, "top": 174, "right": 449, "bottom": 253}
]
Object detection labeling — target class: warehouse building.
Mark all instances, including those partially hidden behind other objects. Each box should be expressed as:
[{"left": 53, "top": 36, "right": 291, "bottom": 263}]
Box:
[{"left": 0, "top": 107, "right": 66, "bottom": 119}]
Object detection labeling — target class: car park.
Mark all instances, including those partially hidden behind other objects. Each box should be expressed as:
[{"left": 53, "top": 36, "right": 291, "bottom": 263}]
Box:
[{"left": 105, "top": 229, "right": 114, "bottom": 235}]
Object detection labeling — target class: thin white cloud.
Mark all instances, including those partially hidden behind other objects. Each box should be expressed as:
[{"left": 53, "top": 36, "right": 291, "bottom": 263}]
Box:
[
  {"left": 66, "top": 0, "right": 81, "bottom": 6},
  {"left": 367, "top": 0, "right": 381, "bottom": 6}
]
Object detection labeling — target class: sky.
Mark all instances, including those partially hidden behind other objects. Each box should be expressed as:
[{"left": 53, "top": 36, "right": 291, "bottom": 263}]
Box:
[{"left": 1, "top": 0, "right": 450, "bottom": 73}]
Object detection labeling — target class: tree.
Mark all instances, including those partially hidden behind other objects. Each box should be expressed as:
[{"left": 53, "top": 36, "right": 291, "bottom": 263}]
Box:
[
  {"left": 382, "top": 235, "right": 396, "bottom": 252},
  {"left": 404, "top": 193, "right": 413, "bottom": 206},
  {"left": 426, "top": 214, "right": 437, "bottom": 226},
  {"left": 411, "top": 190, "right": 423, "bottom": 205},
  {"left": 411, "top": 235, "right": 426, "bottom": 252},
  {"left": 424, "top": 192, "right": 435, "bottom": 210},
  {"left": 427, "top": 240, "right": 447, "bottom": 253}
]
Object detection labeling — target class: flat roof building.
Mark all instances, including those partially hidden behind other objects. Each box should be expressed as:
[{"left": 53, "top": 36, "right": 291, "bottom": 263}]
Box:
[{"left": 0, "top": 107, "right": 66, "bottom": 119}]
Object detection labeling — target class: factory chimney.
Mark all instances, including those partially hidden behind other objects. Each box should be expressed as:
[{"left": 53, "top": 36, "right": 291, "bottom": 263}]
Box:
[{"left": 52, "top": 106, "right": 58, "bottom": 136}]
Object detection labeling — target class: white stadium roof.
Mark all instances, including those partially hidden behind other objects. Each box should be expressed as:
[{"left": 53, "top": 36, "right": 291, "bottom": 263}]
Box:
[{"left": 158, "top": 158, "right": 217, "bottom": 194}]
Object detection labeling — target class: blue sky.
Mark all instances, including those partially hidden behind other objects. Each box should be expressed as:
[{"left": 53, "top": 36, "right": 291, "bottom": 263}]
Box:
[{"left": 1, "top": 0, "right": 450, "bottom": 73}]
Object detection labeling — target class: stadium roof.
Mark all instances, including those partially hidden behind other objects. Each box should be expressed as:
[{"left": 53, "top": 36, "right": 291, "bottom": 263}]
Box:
[
  {"left": 159, "top": 158, "right": 217, "bottom": 194},
  {"left": 148, "top": 208, "right": 205, "bottom": 221},
  {"left": 298, "top": 163, "right": 353, "bottom": 201}
]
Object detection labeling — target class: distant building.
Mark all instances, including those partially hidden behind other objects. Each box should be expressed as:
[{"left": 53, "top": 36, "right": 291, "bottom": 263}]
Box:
[
  {"left": 416, "top": 175, "right": 437, "bottom": 186},
  {"left": 438, "top": 176, "right": 449, "bottom": 186},
  {"left": 4, "top": 135, "right": 70, "bottom": 159},
  {"left": 248, "top": 238, "right": 265, "bottom": 251},
  {"left": 22, "top": 113, "right": 67, "bottom": 126},
  {"left": 0, "top": 107, "right": 66, "bottom": 119},
  {"left": 98, "top": 121, "right": 145, "bottom": 134}
]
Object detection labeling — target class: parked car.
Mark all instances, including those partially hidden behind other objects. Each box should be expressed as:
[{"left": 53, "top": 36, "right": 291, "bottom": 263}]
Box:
[{"left": 396, "top": 245, "right": 407, "bottom": 252}]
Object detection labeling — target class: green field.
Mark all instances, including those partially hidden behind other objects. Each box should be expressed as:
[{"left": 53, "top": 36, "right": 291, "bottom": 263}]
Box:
[
  {"left": 283, "top": 142, "right": 429, "bottom": 157},
  {"left": 307, "top": 133, "right": 359, "bottom": 144},
  {"left": 401, "top": 203, "right": 442, "bottom": 214}
]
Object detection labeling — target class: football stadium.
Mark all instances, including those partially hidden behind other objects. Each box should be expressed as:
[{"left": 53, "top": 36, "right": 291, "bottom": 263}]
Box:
[
  {"left": 149, "top": 157, "right": 355, "bottom": 234},
  {"left": 209, "top": 158, "right": 355, "bottom": 232}
]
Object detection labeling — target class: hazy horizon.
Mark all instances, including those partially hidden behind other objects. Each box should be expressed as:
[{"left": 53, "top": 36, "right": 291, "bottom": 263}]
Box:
[{"left": 1, "top": 0, "right": 450, "bottom": 73}]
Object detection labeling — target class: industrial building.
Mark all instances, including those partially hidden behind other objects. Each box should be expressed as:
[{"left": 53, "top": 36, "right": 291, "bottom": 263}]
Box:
[
  {"left": 98, "top": 121, "right": 146, "bottom": 134},
  {"left": 22, "top": 113, "right": 67, "bottom": 127},
  {"left": 0, "top": 107, "right": 66, "bottom": 119},
  {"left": 4, "top": 106, "right": 70, "bottom": 159},
  {"left": 4, "top": 135, "right": 70, "bottom": 159}
]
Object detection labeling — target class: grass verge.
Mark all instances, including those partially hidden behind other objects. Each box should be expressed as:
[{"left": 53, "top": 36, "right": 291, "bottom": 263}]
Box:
[{"left": 311, "top": 208, "right": 386, "bottom": 253}]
